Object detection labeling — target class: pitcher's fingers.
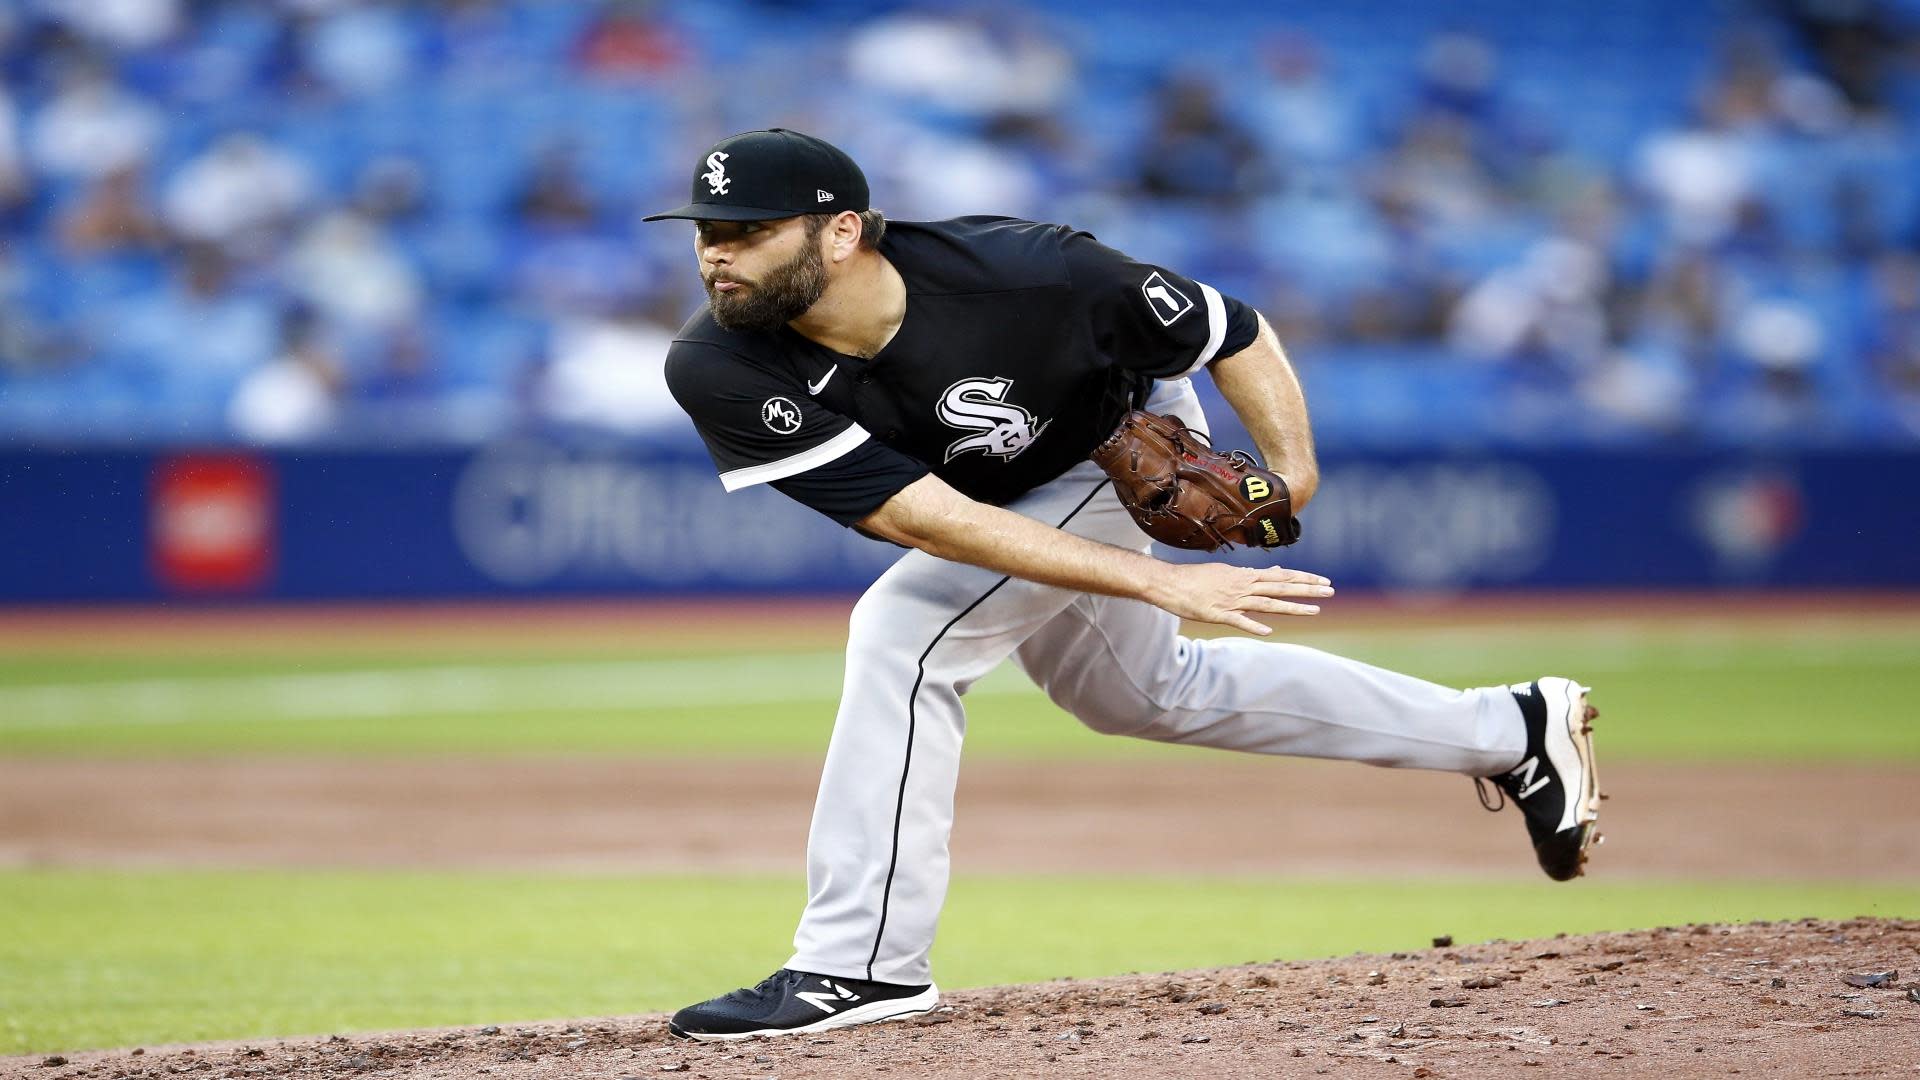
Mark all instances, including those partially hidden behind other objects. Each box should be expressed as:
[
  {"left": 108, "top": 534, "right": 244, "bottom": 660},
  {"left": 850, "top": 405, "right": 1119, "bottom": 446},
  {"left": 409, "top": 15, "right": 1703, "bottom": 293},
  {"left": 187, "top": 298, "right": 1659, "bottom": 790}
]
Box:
[
  {"left": 1249, "top": 579, "right": 1335, "bottom": 599},
  {"left": 1220, "top": 611, "right": 1274, "bottom": 636},
  {"left": 1257, "top": 567, "right": 1332, "bottom": 587},
  {"left": 1240, "top": 597, "right": 1322, "bottom": 617}
]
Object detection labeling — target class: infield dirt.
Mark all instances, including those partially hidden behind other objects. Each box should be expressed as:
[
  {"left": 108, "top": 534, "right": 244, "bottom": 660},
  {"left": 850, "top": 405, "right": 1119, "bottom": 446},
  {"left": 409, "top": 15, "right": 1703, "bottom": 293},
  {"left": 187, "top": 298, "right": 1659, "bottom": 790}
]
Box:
[
  {"left": 7, "top": 918, "right": 1917, "bottom": 1079},
  {"left": 3, "top": 756, "right": 1917, "bottom": 881}
]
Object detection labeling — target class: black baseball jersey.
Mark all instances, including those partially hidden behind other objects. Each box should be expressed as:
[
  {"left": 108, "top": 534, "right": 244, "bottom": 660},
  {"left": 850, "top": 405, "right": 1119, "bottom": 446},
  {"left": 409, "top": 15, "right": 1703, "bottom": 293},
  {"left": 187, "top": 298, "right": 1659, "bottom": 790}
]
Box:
[{"left": 665, "top": 216, "right": 1260, "bottom": 525}]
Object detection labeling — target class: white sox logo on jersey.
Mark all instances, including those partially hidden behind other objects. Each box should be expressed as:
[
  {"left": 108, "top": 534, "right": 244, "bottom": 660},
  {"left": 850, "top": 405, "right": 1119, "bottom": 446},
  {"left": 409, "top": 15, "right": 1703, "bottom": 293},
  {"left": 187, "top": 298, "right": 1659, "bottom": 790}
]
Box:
[
  {"left": 703, "top": 151, "right": 731, "bottom": 195},
  {"left": 1140, "top": 271, "right": 1194, "bottom": 327},
  {"left": 937, "top": 378, "right": 1050, "bottom": 463}
]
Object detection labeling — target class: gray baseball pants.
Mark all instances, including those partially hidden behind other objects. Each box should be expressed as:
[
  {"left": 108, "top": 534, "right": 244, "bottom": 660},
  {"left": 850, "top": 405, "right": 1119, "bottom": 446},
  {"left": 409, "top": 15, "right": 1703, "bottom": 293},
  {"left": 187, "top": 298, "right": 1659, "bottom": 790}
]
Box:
[{"left": 786, "top": 379, "right": 1528, "bottom": 985}]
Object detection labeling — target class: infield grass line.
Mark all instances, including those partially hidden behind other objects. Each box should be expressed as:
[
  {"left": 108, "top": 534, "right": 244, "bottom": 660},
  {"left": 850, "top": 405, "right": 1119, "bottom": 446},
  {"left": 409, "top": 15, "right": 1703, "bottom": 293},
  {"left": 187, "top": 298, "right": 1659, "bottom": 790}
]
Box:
[
  {"left": 2, "top": 623, "right": 1915, "bottom": 759},
  {"left": 0, "top": 653, "right": 855, "bottom": 730},
  {"left": 6, "top": 632, "right": 1917, "bottom": 731}
]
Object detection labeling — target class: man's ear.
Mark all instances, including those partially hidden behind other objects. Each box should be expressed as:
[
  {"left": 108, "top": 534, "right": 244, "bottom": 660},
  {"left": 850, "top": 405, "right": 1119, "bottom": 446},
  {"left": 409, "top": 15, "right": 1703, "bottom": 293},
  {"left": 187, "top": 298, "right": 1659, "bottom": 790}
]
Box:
[{"left": 828, "top": 210, "right": 863, "bottom": 263}]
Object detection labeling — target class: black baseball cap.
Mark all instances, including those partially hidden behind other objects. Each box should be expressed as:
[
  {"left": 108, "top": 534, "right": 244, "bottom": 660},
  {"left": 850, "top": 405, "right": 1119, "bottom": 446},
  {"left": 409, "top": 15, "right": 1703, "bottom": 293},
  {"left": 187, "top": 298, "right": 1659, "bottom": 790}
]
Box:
[{"left": 642, "top": 128, "right": 869, "bottom": 222}]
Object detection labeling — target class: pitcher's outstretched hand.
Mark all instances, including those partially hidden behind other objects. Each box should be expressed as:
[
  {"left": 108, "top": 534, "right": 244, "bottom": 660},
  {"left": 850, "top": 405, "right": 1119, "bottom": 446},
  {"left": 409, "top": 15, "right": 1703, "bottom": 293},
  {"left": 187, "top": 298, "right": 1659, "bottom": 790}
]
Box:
[{"left": 1146, "top": 564, "right": 1333, "bottom": 636}]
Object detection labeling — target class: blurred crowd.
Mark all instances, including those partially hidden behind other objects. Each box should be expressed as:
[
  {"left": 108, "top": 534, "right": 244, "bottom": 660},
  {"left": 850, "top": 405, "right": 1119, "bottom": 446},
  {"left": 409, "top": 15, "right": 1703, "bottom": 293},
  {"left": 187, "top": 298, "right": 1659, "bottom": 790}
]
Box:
[{"left": 0, "top": 0, "right": 1917, "bottom": 447}]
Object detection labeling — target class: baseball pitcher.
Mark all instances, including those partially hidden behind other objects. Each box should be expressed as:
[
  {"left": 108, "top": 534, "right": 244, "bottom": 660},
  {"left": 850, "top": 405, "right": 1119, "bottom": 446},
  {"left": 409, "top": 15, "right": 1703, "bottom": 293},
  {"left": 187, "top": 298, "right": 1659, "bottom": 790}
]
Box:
[{"left": 644, "top": 129, "right": 1602, "bottom": 1040}]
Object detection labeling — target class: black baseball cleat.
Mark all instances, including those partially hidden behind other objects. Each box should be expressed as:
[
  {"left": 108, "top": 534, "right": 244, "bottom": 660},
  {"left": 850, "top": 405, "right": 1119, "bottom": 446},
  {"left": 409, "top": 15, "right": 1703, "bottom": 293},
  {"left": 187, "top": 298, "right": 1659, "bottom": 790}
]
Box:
[
  {"left": 1476, "top": 676, "right": 1604, "bottom": 881},
  {"left": 667, "top": 968, "right": 940, "bottom": 1041}
]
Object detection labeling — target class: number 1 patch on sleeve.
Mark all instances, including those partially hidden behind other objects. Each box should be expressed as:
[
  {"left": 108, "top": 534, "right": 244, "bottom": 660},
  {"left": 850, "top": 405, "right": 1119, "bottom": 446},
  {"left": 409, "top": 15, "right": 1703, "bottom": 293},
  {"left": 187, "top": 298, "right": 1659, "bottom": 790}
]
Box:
[{"left": 1140, "top": 272, "right": 1194, "bottom": 327}]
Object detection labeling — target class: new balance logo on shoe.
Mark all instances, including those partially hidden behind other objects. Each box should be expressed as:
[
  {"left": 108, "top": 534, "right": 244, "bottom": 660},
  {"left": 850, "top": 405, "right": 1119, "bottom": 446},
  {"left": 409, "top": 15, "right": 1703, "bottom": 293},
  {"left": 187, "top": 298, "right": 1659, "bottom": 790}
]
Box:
[
  {"left": 1508, "top": 756, "right": 1551, "bottom": 800},
  {"left": 795, "top": 980, "right": 860, "bottom": 1014}
]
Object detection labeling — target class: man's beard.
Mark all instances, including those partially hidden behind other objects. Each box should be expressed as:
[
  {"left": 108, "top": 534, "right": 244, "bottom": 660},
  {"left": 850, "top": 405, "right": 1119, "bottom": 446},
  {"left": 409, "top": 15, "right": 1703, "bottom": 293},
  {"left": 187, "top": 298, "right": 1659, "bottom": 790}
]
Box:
[{"left": 704, "top": 238, "right": 828, "bottom": 334}]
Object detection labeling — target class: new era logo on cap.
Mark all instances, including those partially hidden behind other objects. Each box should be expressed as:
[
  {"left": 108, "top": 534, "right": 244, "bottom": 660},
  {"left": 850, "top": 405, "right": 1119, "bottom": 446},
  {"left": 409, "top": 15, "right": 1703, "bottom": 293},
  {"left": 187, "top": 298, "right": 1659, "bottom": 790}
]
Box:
[{"left": 642, "top": 129, "right": 870, "bottom": 223}]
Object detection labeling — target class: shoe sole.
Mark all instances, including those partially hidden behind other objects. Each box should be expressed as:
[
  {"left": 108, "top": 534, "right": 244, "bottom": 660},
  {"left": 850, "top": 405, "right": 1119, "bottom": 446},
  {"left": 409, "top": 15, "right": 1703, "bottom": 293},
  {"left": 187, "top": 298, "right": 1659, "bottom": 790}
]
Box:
[
  {"left": 1539, "top": 676, "right": 1603, "bottom": 877},
  {"left": 668, "top": 984, "right": 941, "bottom": 1042}
]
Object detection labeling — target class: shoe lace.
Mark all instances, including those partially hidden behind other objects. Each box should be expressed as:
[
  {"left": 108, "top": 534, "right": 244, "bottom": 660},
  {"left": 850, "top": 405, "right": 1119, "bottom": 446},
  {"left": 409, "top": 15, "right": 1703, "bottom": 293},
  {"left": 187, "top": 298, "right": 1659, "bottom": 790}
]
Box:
[
  {"left": 733, "top": 969, "right": 804, "bottom": 1003},
  {"left": 1473, "top": 776, "right": 1506, "bottom": 813}
]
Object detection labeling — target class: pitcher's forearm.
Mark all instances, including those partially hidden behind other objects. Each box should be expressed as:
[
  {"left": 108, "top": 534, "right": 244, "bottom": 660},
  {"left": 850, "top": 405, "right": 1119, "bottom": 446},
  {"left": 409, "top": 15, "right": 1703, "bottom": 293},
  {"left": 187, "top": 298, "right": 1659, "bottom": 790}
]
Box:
[
  {"left": 859, "top": 475, "right": 1171, "bottom": 604},
  {"left": 858, "top": 473, "right": 1331, "bottom": 634},
  {"left": 1208, "top": 314, "right": 1319, "bottom": 508}
]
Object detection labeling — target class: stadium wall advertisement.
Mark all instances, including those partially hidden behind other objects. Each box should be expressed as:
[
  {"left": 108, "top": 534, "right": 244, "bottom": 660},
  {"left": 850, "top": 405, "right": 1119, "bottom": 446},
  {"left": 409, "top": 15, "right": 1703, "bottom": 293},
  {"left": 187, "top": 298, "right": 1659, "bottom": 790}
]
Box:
[{"left": 2, "top": 443, "right": 1915, "bottom": 602}]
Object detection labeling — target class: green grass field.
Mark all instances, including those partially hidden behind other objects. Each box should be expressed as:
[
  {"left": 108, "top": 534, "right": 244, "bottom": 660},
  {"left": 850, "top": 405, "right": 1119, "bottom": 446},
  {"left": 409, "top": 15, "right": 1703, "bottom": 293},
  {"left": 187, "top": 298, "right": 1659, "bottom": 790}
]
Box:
[
  {"left": 3, "top": 621, "right": 1918, "bottom": 759},
  {"left": 5, "top": 869, "right": 1917, "bottom": 1056},
  {"left": 3, "top": 610, "right": 1917, "bottom": 1056}
]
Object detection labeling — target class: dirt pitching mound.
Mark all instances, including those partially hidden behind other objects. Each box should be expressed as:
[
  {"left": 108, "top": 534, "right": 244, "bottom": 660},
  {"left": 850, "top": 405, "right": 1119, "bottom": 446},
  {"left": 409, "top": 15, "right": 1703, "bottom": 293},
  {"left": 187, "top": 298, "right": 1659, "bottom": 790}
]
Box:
[{"left": 13, "top": 918, "right": 1917, "bottom": 1079}]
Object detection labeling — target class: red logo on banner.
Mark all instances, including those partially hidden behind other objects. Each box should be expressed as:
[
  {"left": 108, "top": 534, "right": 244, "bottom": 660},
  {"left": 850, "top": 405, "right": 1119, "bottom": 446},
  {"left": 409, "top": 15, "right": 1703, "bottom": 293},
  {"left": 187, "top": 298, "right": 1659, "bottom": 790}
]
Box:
[{"left": 150, "top": 455, "right": 275, "bottom": 592}]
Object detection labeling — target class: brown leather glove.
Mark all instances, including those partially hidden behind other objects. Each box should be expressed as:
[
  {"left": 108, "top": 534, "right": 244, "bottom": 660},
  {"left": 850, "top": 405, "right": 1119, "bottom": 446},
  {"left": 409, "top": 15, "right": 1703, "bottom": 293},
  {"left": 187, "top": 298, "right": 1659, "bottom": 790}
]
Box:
[{"left": 1090, "top": 410, "right": 1302, "bottom": 552}]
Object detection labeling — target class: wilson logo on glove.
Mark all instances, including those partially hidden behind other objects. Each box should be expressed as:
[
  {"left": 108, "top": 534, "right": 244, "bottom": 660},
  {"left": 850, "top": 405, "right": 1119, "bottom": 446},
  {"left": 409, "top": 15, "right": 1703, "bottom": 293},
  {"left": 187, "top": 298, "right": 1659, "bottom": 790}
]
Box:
[{"left": 1090, "top": 410, "right": 1301, "bottom": 551}]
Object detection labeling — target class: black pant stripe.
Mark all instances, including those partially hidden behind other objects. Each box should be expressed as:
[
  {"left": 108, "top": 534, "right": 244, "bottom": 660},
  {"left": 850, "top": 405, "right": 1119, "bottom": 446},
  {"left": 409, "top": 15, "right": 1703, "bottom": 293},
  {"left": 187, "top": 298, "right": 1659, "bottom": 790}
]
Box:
[{"left": 864, "top": 479, "right": 1111, "bottom": 981}]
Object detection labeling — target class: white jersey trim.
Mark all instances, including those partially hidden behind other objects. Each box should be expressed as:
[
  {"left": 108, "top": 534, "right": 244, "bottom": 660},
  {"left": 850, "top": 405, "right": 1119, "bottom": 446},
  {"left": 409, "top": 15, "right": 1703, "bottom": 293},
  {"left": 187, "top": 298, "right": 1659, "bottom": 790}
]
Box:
[
  {"left": 1175, "top": 282, "right": 1228, "bottom": 378},
  {"left": 719, "top": 424, "right": 872, "bottom": 492}
]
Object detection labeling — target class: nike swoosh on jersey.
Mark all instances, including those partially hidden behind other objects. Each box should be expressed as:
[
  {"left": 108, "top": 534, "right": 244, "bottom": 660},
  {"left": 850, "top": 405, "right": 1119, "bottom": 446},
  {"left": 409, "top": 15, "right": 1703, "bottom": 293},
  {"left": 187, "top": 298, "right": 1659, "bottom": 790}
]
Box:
[{"left": 807, "top": 365, "right": 838, "bottom": 395}]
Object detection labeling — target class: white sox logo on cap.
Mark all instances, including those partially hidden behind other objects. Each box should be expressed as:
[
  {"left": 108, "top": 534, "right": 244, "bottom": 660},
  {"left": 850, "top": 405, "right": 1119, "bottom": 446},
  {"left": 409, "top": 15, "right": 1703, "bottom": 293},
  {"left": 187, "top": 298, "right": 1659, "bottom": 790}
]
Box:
[
  {"left": 703, "top": 151, "right": 731, "bottom": 195},
  {"left": 643, "top": 129, "right": 868, "bottom": 222}
]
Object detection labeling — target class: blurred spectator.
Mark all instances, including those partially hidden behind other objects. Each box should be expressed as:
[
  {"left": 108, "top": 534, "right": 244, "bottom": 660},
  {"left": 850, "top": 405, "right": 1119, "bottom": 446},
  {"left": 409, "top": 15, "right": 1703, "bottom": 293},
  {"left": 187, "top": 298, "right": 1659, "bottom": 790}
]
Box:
[
  {"left": 1372, "top": 110, "right": 1503, "bottom": 233},
  {"left": 1632, "top": 251, "right": 1730, "bottom": 367},
  {"left": 1414, "top": 30, "right": 1502, "bottom": 123},
  {"left": 357, "top": 320, "right": 439, "bottom": 404},
  {"left": 1581, "top": 346, "right": 1694, "bottom": 436},
  {"left": 538, "top": 292, "right": 690, "bottom": 434},
  {"left": 1449, "top": 237, "right": 1611, "bottom": 366},
  {"left": 1770, "top": 70, "right": 1853, "bottom": 138},
  {"left": 35, "top": 0, "right": 181, "bottom": 51},
  {"left": 866, "top": 122, "right": 1045, "bottom": 219},
  {"left": 229, "top": 308, "right": 344, "bottom": 443},
  {"left": 27, "top": 65, "right": 161, "bottom": 180},
  {"left": 1831, "top": 173, "right": 1890, "bottom": 260},
  {"left": 1776, "top": 0, "right": 1908, "bottom": 113},
  {"left": 163, "top": 133, "right": 313, "bottom": 258},
  {"left": 432, "top": 0, "right": 530, "bottom": 87},
  {"left": 293, "top": 0, "right": 418, "bottom": 97},
  {"left": 846, "top": 7, "right": 1073, "bottom": 119},
  {"left": 1135, "top": 76, "right": 1265, "bottom": 205},
  {"left": 0, "top": 250, "right": 76, "bottom": 374},
  {"left": 351, "top": 155, "right": 429, "bottom": 225},
  {"left": 512, "top": 228, "right": 646, "bottom": 318},
  {"left": 513, "top": 142, "right": 598, "bottom": 229},
  {"left": 1867, "top": 250, "right": 1920, "bottom": 419},
  {"left": 1249, "top": 32, "right": 1361, "bottom": 168},
  {"left": 573, "top": 0, "right": 685, "bottom": 81},
  {"left": 1714, "top": 298, "right": 1829, "bottom": 439},
  {"left": 1700, "top": 29, "right": 1785, "bottom": 134},
  {"left": 109, "top": 246, "right": 276, "bottom": 394},
  {"left": 286, "top": 211, "right": 422, "bottom": 331},
  {"left": 57, "top": 165, "right": 166, "bottom": 255},
  {"left": 0, "top": 85, "right": 29, "bottom": 221},
  {"left": 1634, "top": 111, "right": 1758, "bottom": 249}
]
